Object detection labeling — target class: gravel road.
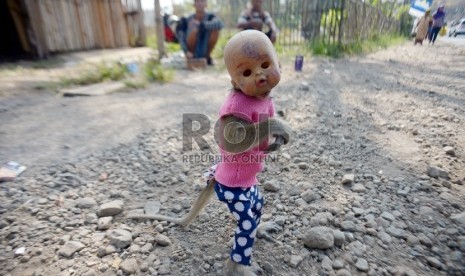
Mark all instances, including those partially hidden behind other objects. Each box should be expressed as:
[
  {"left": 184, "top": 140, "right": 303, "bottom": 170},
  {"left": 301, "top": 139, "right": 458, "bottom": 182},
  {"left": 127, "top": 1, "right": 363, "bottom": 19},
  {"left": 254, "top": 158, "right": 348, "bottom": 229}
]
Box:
[{"left": 0, "top": 40, "right": 464, "bottom": 276}]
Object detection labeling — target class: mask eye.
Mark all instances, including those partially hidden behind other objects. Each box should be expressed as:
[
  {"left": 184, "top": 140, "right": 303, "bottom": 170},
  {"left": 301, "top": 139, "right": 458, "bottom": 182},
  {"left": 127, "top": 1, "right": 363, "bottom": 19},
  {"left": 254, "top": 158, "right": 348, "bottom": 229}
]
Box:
[
  {"left": 243, "top": 69, "right": 252, "bottom": 77},
  {"left": 261, "top": 62, "right": 269, "bottom": 69}
]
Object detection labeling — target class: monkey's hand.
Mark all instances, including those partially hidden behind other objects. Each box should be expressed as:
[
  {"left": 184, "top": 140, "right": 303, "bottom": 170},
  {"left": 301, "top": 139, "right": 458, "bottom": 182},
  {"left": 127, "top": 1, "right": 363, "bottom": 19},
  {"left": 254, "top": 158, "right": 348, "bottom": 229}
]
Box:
[
  {"left": 264, "top": 135, "right": 285, "bottom": 153},
  {"left": 263, "top": 118, "right": 291, "bottom": 153},
  {"left": 219, "top": 116, "right": 291, "bottom": 154},
  {"left": 256, "top": 221, "right": 282, "bottom": 243}
]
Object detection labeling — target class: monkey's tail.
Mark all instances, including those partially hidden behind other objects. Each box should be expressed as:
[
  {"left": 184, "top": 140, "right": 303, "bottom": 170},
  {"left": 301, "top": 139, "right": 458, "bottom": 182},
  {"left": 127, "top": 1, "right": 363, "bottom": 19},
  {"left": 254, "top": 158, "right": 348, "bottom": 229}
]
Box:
[{"left": 127, "top": 178, "right": 216, "bottom": 228}]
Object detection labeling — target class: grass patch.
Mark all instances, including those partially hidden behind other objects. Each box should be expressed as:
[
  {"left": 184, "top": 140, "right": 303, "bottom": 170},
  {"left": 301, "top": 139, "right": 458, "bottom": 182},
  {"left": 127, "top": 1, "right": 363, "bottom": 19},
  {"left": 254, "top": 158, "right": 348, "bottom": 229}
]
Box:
[
  {"left": 60, "top": 62, "right": 128, "bottom": 86},
  {"left": 59, "top": 60, "right": 174, "bottom": 89},
  {"left": 342, "top": 34, "right": 407, "bottom": 55},
  {"left": 308, "top": 34, "right": 407, "bottom": 58},
  {"left": 144, "top": 59, "right": 174, "bottom": 83}
]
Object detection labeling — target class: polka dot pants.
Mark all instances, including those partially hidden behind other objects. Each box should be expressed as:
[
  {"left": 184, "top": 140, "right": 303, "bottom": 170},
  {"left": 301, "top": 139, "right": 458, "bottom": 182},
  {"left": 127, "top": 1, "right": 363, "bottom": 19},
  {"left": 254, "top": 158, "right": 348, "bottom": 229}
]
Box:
[{"left": 214, "top": 182, "right": 264, "bottom": 266}]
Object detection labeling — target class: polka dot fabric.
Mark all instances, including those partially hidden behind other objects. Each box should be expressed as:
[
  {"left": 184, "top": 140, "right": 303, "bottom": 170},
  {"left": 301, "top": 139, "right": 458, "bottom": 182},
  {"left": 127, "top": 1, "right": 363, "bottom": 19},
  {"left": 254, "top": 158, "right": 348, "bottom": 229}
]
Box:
[{"left": 215, "top": 182, "right": 264, "bottom": 266}]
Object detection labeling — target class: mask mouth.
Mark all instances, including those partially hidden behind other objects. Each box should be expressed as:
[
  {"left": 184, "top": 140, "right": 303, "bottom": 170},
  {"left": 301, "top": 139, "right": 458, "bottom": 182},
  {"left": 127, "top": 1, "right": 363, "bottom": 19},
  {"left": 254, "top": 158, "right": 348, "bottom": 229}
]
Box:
[{"left": 256, "top": 78, "right": 267, "bottom": 88}]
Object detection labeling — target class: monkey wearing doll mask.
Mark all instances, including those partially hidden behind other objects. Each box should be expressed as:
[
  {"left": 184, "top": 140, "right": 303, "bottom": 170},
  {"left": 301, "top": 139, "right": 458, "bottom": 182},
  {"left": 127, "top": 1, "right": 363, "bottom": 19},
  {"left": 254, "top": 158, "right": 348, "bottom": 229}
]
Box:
[{"left": 130, "top": 30, "right": 291, "bottom": 276}]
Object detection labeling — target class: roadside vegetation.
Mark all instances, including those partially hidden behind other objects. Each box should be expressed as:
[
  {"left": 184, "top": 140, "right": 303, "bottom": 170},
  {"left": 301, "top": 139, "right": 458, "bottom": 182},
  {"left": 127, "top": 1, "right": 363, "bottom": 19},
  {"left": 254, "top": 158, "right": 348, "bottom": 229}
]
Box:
[{"left": 59, "top": 59, "right": 173, "bottom": 90}]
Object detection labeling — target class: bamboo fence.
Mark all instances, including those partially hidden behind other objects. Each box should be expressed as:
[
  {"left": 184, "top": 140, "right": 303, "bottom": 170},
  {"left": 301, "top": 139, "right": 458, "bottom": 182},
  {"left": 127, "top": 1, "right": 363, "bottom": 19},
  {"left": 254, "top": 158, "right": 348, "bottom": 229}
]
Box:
[
  {"left": 213, "top": 0, "right": 405, "bottom": 47},
  {"left": 8, "top": 0, "right": 145, "bottom": 58}
]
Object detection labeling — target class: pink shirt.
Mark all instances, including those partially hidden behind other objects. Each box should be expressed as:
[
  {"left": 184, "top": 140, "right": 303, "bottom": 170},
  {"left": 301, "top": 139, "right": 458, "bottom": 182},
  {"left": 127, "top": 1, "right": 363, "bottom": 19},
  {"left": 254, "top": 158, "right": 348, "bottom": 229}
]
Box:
[{"left": 214, "top": 90, "right": 275, "bottom": 188}]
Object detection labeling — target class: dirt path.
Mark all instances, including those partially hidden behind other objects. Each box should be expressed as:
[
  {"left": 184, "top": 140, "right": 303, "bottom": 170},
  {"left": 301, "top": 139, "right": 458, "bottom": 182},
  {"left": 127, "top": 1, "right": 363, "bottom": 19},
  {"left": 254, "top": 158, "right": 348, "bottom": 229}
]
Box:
[{"left": 0, "top": 41, "right": 464, "bottom": 276}]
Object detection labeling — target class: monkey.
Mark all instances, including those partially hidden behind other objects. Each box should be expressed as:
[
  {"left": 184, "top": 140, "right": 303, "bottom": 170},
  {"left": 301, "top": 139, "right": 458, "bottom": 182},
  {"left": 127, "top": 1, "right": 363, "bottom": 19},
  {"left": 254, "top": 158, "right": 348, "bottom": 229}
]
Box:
[{"left": 129, "top": 30, "right": 291, "bottom": 276}]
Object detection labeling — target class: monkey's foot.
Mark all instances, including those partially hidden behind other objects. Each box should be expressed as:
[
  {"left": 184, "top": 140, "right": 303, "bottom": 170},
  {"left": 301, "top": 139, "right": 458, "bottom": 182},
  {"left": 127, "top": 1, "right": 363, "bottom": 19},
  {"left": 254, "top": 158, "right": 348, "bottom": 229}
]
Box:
[
  {"left": 256, "top": 221, "right": 281, "bottom": 243},
  {"left": 224, "top": 259, "right": 257, "bottom": 276}
]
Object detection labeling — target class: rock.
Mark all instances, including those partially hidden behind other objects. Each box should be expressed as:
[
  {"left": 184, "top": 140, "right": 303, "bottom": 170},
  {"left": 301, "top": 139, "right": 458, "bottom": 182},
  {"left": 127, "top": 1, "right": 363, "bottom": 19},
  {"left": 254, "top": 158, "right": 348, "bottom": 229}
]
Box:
[
  {"left": 321, "top": 256, "right": 333, "bottom": 271},
  {"left": 451, "top": 212, "right": 465, "bottom": 225},
  {"left": 386, "top": 226, "right": 407, "bottom": 239},
  {"left": 58, "top": 241, "right": 85, "bottom": 258},
  {"left": 341, "top": 220, "right": 356, "bottom": 232},
  {"left": 336, "top": 269, "right": 352, "bottom": 276},
  {"left": 333, "top": 230, "right": 346, "bottom": 247},
  {"left": 443, "top": 146, "right": 455, "bottom": 156},
  {"left": 342, "top": 174, "right": 355, "bottom": 184},
  {"left": 120, "top": 258, "right": 138, "bottom": 274},
  {"left": 426, "top": 256, "right": 443, "bottom": 269},
  {"left": 418, "top": 233, "right": 432, "bottom": 248},
  {"left": 289, "top": 255, "right": 303, "bottom": 268},
  {"left": 98, "top": 200, "right": 124, "bottom": 217},
  {"left": 332, "top": 259, "right": 344, "bottom": 269},
  {"left": 154, "top": 234, "right": 172, "bottom": 246},
  {"left": 274, "top": 215, "right": 287, "bottom": 226},
  {"left": 302, "top": 226, "right": 334, "bottom": 249},
  {"left": 395, "top": 266, "right": 417, "bottom": 276},
  {"left": 107, "top": 229, "right": 132, "bottom": 249},
  {"left": 351, "top": 184, "right": 366, "bottom": 193},
  {"left": 378, "top": 232, "right": 392, "bottom": 244},
  {"left": 300, "top": 189, "right": 321, "bottom": 203},
  {"left": 97, "top": 217, "right": 113, "bottom": 230},
  {"left": 426, "top": 165, "right": 449, "bottom": 179},
  {"left": 263, "top": 180, "right": 280, "bottom": 192},
  {"left": 381, "top": 212, "right": 395, "bottom": 222},
  {"left": 355, "top": 258, "right": 369, "bottom": 272},
  {"left": 76, "top": 197, "right": 98, "bottom": 209}
]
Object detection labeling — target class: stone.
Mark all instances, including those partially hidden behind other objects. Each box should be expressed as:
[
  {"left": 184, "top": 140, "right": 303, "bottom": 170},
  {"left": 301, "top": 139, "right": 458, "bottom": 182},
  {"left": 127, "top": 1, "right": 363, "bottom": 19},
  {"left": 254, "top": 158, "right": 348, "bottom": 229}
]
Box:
[
  {"left": 351, "top": 184, "right": 366, "bottom": 193},
  {"left": 426, "top": 165, "right": 449, "bottom": 179},
  {"left": 107, "top": 229, "right": 132, "bottom": 249},
  {"left": 97, "top": 217, "right": 113, "bottom": 230},
  {"left": 341, "top": 220, "right": 356, "bottom": 232},
  {"left": 302, "top": 226, "right": 334, "bottom": 249},
  {"left": 321, "top": 256, "right": 333, "bottom": 271},
  {"left": 395, "top": 266, "right": 418, "bottom": 276},
  {"left": 381, "top": 212, "right": 395, "bottom": 222},
  {"left": 355, "top": 258, "right": 369, "bottom": 272},
  {"left": 342, "top": 174, "right": 355, "bottom": 184},
  {"left": 336, "top": 269, "right": 352, "bottom": 276},
  {"left": 154, "top": 234, "right": 172, "bottom": 246},
  {"left": 426, "top": 257, "right": 442, "bottom": 269},
  {"left": 386, "top": 226, "right": 407, "bottom": 239},
  {"left": 301, "top": 189, "right": 320, "bottom": 203},
  {"left": 333, "top": 230, "right": 346, "bottom": 247},
  {"left": 120, "top": 258, "right": 138, "bottom": 274},
  {"left": 451, "top": 212, "right": 465, "bottom": 225},
  {"left": 98, "top": 200, "right": 124, "bottom": 217},
  {"left": 289, "top": 255, "right": 303, "bottom": 268},
  {"left": 264, "top": 180, "right": 280, "bottom": 192},
  {"left": 443, "top": 146, "right": 455, "bottom": 156},
  {"left": 76, "top": 197, "right": 98, "bottom": 209},
  {"left": 58, "top": 241, "right": 85, "bottom": 258}
]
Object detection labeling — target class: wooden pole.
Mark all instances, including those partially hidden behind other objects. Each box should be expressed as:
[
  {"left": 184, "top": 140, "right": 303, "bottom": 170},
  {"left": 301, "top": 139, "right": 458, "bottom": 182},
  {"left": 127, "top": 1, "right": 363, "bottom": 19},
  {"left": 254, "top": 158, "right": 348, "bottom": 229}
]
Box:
[{"left": 154, "top": 0, "right": 166, "bottom": 59}]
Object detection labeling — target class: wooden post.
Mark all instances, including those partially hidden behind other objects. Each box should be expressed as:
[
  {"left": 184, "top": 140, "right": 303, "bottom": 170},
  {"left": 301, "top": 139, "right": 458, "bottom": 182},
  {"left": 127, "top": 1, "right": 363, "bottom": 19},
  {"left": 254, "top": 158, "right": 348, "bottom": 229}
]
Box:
[{"left": 154, "top": 0, "right": 166, "bottom": 59}]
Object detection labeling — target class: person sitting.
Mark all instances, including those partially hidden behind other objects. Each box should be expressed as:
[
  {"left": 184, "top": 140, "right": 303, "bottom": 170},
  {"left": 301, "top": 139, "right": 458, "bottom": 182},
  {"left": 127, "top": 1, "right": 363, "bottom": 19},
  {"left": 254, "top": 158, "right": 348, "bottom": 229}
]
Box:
[
  {"left": 175, "top": 0, "right": 223, "bottom": 65},
  {"left": 236, "top": 0, "right": 278, "bottom": 44}
]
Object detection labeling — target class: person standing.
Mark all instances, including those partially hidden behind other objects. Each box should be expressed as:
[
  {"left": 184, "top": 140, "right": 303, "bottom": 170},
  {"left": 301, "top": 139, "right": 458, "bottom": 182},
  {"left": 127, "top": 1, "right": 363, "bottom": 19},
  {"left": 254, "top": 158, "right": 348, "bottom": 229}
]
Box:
[
  {"left": 237, "top": 0, "right": 278, "bottom": 44},
  {"left": 176, "top": 0, "right": 223, "bottom": 65},
  {"left": 429, "top": 4, "right": 446, "bottom": 45},
  {"left": 414, "top": 9, "right": 432, "bottom": 45}
]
